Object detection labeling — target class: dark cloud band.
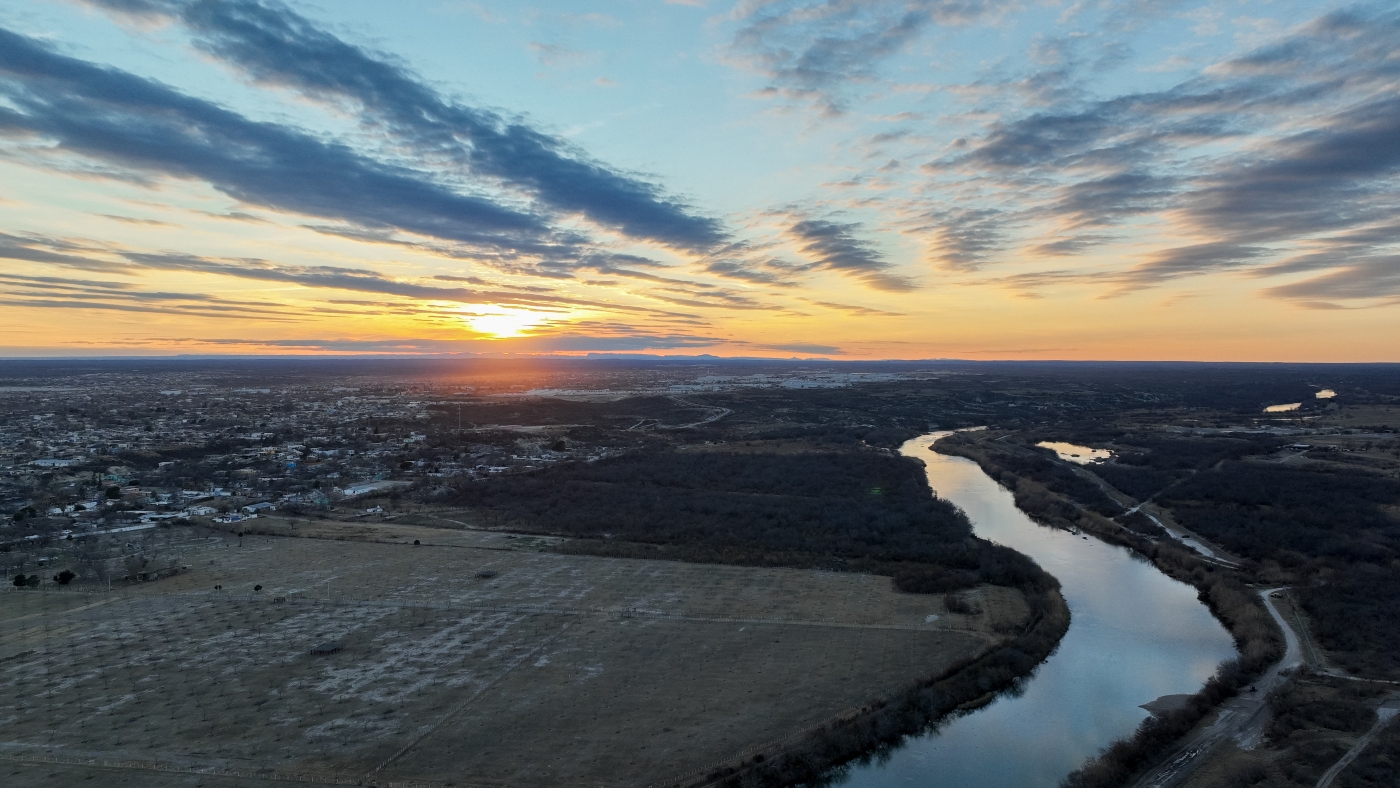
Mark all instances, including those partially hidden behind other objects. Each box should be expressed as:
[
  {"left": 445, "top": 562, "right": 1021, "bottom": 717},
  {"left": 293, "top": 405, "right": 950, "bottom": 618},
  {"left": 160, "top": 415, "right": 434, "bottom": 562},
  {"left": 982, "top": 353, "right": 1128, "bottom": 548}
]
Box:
[{"left": 82, "top": 0, "right": 728, "bottom": 253}]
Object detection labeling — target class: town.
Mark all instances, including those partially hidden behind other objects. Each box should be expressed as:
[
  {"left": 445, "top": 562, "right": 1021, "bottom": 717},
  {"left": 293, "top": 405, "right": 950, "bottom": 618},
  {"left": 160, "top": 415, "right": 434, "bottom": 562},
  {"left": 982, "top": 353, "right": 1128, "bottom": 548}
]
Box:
[{"left": 0, "top": 359, "right": 931, "bottom": 580}]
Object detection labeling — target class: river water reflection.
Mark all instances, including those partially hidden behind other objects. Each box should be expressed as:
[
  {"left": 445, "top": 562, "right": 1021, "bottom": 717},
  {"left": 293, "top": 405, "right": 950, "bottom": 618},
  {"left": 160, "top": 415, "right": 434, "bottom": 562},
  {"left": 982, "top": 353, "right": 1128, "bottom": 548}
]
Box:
[{"left": 836, "top": 433, "right": 1237, "bottom": 788}]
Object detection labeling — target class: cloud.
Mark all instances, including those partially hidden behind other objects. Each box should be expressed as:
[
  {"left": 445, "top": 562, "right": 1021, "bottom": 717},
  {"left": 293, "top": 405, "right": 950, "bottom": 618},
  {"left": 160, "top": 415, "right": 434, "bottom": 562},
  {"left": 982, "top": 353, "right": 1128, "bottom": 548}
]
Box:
[
  {"left": 787, "top": 218, "right": 915, "bottom": 291},
  {"left": 726, "top": 0, "right": 1000, "bottom": 115},
  {"left": 0, "top": 231, "right": 725, "bottom": 321},
  {"left": 0, "top": 29, "right": 754, "bottom": 310},
  {"left": 115, "top": 252, "right": 732, "bottom": 317},
  {"left": 975, "top": 243, "right": 1268, "bottom": 297},
  {"left": 1045, "top": 171, "right": 1176, "bottom": 230},
  {"left": 140, "top": 333, "right": 845, "bottom": 355},
  {"left": 0, "top": 271, "right": 299, "bottom": 320},
  {"left": 97, "top": 214, "right": 178, "bottom": 227},
  {"left": 1179, "top": 96, "right": 1400, "bottom": 244},
  {"left": 1260, "top": 257, "right": 1400, "bottom": 307},
  {"left": 915, "top": 208, "right": 1006, "bottom": 271},
  {"left": 1108, "top": 242, "right": 1267, "bottom": 291},
  {"left": 801, "top": 298, "right": 904, "bottom": 316},
  {"left": 148, "top": 333, "right": 729, "bottom": 353},
  {"left": 703, "top": 258, "right": 800, "bottom": 286},
  {"left": 918, "top": 4, "right": 1400, "bottom": 302},
  {"left": 0, "top": 232, "right": 130, "bottom": 272},
  {"left": 752, "top": 342, "right": 840, "bottom": 354},
  {"left": 80, "top": 0, "right": 727, "bottom": 252},
  {"left": 0, "top": 27, "right": 558, "bottom": 253},
  {"left": 528, "top": 42, "right": 598, "bottom": 70}
]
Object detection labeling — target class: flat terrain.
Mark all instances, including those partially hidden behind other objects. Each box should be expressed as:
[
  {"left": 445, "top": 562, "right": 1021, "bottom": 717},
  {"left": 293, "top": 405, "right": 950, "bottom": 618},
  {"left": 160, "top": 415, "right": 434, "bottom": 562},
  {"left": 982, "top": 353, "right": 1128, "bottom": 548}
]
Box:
[{"left": 0, "top": 525, "right": 1025, "bottom": 787}]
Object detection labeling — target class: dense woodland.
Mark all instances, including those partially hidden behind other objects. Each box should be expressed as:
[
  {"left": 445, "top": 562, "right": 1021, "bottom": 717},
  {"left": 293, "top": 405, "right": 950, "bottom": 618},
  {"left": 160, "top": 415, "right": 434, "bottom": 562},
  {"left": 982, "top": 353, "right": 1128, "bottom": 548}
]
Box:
[
  {"left": 445, "top": 449, "right": 1051, "bottom": 595},
  {"left": 1158, "top": 464, "right": 1400, "bottom": 565},
  {"left": 1293, "top": 568, "right": 1400, "bottom": 679},
  {"left": 1156, "top": 463, "right": 1400, "bottom": 679}
]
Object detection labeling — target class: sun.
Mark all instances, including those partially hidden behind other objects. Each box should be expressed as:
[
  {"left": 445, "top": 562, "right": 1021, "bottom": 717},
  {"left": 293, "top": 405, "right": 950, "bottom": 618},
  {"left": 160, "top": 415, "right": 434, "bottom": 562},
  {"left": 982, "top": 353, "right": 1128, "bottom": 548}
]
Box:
[{"left": 458, "top": 305, "right": 557, "bottom": 338}]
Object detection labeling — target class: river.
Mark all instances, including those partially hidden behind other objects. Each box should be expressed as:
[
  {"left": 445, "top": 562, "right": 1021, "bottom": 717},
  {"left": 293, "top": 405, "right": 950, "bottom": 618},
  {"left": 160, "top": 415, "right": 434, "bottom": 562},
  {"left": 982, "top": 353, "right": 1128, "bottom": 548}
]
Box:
[{"left": 835, "top": 433, "right": 1238, "bottom": 788}]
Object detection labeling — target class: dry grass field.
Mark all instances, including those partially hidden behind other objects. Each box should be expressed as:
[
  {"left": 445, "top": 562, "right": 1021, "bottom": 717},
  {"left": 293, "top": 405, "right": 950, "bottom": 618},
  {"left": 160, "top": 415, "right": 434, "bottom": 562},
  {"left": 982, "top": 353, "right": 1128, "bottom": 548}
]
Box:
[{"left": 0, "top": 524, "right": 1027, "bottom": 787}]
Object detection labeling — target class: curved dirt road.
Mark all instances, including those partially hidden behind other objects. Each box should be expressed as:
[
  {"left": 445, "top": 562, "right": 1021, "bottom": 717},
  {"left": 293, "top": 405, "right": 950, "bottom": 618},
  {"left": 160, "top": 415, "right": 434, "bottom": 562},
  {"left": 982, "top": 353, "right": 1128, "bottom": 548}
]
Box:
[{"left": 1134, "top": 588, "right": 1303, "bottom": 788}]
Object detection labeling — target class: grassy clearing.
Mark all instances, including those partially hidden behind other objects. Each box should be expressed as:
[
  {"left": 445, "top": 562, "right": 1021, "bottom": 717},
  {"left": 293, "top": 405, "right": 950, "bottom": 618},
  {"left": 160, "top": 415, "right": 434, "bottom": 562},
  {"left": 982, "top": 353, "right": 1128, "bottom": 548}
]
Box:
[{"left": 0, "top": 529, "right": 1017, "bottom": 787}]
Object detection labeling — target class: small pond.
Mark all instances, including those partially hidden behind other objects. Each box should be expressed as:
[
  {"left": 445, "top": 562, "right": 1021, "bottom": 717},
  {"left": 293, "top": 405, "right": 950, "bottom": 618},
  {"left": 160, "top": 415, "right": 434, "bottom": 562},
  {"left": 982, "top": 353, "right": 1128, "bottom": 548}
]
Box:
[{"left": 1035, "top": 441, "right": 1112, "bottom": 464}]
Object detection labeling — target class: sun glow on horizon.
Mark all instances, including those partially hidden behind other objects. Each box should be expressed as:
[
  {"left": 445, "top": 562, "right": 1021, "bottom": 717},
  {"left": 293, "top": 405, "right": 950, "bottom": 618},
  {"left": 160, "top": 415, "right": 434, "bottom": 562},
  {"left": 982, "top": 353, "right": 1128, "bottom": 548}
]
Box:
[{"left": 458, "top": 305, "right": 567, "bottom": 339}]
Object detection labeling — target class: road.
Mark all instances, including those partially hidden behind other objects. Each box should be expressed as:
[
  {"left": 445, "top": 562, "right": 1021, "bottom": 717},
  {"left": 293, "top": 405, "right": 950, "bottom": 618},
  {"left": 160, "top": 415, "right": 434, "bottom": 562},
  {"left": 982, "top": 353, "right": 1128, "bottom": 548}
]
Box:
[
  {"left": 1315, "top": 696, "right": 1400, "bottom": 788},
  {"left": 1134, "top": 588, "right": 1304, "bottom": 788},
  {"left": 1138, "top": 505, "right": 1240, "bottom": 568},
  {"left": 658, "top": 397, "right": 733, "bottom": 430},
  {"left": 1062, "top": 461, "right": 1241, "bottom": 567}
]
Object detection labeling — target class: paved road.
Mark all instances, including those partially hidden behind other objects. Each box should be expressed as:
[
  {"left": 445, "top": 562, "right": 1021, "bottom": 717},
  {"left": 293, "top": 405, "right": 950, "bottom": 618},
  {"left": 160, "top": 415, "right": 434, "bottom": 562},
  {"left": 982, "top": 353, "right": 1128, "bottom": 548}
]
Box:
[{"left": 1134, "top": 588, "right": 1303, "bottom": 788}]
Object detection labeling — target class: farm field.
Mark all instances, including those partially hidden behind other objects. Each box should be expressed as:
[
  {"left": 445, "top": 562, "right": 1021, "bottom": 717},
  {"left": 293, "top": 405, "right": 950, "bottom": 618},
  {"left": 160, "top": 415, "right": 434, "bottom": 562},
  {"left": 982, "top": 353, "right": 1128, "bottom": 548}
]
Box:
[{"left": 0, "top": 527, "right": 1025, "bottom": 787}]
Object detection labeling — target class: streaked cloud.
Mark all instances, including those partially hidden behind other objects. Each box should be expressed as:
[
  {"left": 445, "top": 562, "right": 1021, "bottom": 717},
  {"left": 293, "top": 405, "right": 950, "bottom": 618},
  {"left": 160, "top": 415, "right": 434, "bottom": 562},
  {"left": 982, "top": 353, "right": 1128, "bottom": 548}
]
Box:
[
  {"left": 0, "top": 28, "right": 556, "bottom": 251},
  {"left": 726, "top": 0, "right": 1000, "bottom": 115},
  {"left": 788, "top": 218, "right": 915, "bottom": 292},
  {"left": 913, "top": 5, "right": 1400, "bottom": 304},
  {"left": 80, "top": 0, "right": 728, "bottom": 253}
]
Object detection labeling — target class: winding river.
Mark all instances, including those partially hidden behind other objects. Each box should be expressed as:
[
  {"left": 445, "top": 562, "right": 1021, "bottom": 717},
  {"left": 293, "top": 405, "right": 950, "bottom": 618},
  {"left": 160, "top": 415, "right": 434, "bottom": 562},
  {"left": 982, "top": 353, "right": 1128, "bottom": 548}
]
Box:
[{"left": 837, "top": 433, "right": 1238, "bottom": 788}]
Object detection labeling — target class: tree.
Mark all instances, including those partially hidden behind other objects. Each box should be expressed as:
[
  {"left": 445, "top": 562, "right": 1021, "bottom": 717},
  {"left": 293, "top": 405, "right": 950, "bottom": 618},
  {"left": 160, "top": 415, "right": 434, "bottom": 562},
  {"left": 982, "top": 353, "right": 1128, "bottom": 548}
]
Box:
[
  {"left": 105, "top": 486, "right": 121, "bottom": 499},
  {"left": 53, "top": 569, "right": 76, "bottom": 585}
]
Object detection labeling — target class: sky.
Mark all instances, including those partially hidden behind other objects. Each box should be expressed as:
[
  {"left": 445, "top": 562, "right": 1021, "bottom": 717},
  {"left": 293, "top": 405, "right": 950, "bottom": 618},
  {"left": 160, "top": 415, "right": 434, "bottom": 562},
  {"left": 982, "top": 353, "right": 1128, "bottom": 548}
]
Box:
[{"left": 0, "top": 0, "right": 1397, "bottom": 361}]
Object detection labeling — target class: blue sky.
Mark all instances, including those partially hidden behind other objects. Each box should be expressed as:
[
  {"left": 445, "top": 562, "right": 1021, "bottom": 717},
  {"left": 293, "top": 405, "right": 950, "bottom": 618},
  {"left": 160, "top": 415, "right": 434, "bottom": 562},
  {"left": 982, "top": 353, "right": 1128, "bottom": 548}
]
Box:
[{"left": 1, "top": 0, "right": 1397, "bottom": 359}]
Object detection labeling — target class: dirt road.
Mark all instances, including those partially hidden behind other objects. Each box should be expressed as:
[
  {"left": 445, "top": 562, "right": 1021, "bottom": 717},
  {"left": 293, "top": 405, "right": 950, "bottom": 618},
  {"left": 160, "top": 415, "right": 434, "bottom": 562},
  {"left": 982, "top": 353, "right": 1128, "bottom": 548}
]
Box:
[
  {"left": 1315, "top": 695, "right": 1400, "bottom": 788},
  {"left": 1133, "top": 588, "right": 1303, "bottom": 788}
]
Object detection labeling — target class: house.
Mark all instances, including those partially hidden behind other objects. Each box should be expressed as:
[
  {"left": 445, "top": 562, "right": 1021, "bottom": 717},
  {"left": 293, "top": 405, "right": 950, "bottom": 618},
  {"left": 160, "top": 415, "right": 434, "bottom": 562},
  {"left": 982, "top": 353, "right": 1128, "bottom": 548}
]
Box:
[{"left": 339, "top": 480, "right": 409, "bottom": 498}]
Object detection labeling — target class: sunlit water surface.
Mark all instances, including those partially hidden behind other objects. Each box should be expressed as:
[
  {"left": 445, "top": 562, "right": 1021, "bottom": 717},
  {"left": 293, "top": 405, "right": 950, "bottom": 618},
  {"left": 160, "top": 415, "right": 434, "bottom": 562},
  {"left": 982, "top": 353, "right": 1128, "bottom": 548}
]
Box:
[
  {"left": 1035, "top": 441, "right": 1113, "bottom": 464},
  {"left": 835, "top": 433, "right": 1236, "bottom": 788}
]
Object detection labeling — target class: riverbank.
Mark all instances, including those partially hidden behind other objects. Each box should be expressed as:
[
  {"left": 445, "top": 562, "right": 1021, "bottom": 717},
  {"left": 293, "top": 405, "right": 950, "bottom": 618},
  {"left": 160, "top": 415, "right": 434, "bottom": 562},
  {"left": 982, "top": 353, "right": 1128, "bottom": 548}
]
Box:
[
  {"left": 695, "top": 584, "right": 1070, "bottom": 787},
  {"left": 932, "top": 430, "right": 1284, "bottom": 788}
]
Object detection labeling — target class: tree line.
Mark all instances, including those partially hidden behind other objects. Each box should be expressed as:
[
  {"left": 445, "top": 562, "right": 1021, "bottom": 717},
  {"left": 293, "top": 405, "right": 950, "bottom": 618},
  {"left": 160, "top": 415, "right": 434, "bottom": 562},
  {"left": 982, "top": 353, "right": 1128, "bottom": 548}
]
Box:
[
  {"left": 445, "top": 449, "right": 1054, "bottom": 594},
  {"left": 442, "top": 446, "right": 1071, "bottom": 787}
]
